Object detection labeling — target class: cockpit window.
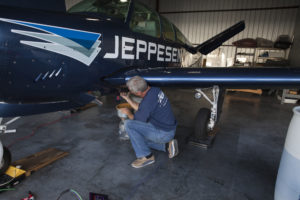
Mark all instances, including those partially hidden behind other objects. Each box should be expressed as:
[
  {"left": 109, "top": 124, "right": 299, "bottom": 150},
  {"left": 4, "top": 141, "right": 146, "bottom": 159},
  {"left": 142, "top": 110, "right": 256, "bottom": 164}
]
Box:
[
  {"left": 67, "top": 0, "right": 130, "bottom": 21},
  {"left": 160, "top": 16, "right": 175, "bottom": 41},
  {"left": 129, "top": 2, "right": 161, "bottom": 38},
  {"left": 174, "top": 25, "right": 191, "bottom": 46}
]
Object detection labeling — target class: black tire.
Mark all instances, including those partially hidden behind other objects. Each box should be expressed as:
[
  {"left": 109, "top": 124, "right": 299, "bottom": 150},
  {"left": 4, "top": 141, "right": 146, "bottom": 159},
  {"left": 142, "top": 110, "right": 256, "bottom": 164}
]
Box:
[
  {"left": 194, "top": 108, "right": 211, "bottom": 140},
  {"left": 0, "top": 147, "right": 11, "bottom": 174}
]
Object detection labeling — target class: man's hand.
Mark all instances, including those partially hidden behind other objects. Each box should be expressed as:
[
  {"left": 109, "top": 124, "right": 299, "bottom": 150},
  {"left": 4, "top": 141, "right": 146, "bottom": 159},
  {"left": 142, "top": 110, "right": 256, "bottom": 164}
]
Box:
[
  {"left": 120, "top": 91, "right": 139, "bottom": 111},
  {"left": 120, "top": 92, "right": 130, "bottom": 102},
  {"left": 119, "top": 108, "right": 134, "bottom": 120}
]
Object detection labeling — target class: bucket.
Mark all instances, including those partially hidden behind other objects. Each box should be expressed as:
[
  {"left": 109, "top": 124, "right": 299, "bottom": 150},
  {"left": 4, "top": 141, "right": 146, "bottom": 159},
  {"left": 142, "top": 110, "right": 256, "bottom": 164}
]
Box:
[
  {"left": 116, "top": 103, "right": 132, "bottom": 119},
  {"left": 116, "top": 103, "right": 132, "bottom": 140},
  {"left": 275, "top": 106, "right": 300, "bottom": 200}
]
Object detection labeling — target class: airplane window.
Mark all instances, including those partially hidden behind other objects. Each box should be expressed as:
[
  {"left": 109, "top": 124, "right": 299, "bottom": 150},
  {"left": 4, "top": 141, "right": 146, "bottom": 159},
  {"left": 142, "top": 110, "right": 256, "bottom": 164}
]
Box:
[
  {"left": 160, "top": 16, "right": 175, "bottom": 41},
  {"left": 67, "top": 0, "right": 130, "bottom": 21},
  {"left": 174, "top": 25, "right": 191, "bottom": 46},
  {"left": 130, "top": 2, "right": 161, "bottom": 38}
]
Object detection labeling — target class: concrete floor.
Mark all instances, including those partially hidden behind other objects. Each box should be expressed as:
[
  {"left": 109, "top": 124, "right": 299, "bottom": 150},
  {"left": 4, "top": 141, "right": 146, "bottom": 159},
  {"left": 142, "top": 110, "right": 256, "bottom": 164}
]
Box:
[{"left": 0, "top": 89, "right": 296, "bottom": 200}]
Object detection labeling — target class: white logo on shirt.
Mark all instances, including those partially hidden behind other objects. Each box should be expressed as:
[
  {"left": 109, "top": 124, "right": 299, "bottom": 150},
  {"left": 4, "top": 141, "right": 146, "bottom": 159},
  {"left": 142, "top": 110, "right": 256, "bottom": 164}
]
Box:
[{"left": 158, "top": 91, "right": 168, "bottom": 107}]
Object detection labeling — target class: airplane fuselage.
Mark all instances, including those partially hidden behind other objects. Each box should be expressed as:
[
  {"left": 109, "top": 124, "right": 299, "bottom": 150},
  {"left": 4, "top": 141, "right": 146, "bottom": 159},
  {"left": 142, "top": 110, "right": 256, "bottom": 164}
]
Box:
[{"left": 0, "top": 5, "right": 185, "bottom": 103}]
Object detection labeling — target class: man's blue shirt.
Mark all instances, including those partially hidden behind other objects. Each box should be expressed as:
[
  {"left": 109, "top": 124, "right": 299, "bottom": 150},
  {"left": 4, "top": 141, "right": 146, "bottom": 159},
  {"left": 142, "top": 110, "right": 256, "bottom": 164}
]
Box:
[{"left": 134, "top": 87, "right": 177, "bottom": 131}]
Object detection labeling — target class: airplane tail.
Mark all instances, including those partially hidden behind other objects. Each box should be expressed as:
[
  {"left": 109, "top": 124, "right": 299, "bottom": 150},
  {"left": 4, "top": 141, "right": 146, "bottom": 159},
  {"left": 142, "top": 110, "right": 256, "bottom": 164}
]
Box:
[{"left": 189, "top": 21, "right": 245, "bottom": 55}]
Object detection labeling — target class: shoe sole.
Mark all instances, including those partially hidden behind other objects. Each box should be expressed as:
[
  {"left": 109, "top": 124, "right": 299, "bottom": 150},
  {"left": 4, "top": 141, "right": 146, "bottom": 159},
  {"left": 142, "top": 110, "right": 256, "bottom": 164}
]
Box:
[
  {"left": 169, "top": 139, "right": 179, "bottom": 158},
  {"left": 131, "top": 159, "right": 155, "bottom": 168}
]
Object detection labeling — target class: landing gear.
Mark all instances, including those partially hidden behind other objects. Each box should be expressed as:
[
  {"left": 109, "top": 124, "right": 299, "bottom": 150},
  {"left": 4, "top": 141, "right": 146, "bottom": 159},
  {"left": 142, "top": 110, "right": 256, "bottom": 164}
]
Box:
[
  {"left": 194, "top": 108, "right": 211, "bottom": 140},
  {"left": 189, "top": 86, "right": 224, "bottom": 149},
  {"left": 0, "top": 117, "right": 19, "bottom": 174},
  {"left": 0, "top": 145, "right": 11, "bottom": 174}
]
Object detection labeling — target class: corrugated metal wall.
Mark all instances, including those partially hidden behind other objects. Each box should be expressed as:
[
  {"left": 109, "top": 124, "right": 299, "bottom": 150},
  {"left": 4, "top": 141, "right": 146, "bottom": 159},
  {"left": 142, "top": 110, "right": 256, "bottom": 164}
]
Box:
[
  {"left": 289, "top": 6, "right": 300, "bottom": 66},
  {"left": 159, "top": 0, "right": 300, "bottom": 59},
  {"left": 64, "top": 0, "right": 299, "bottom": 61},
  {"left": 66, "top": 0, "right": 156, "bottom": 11},
  {"left": 139, "top": 0, "right": 156, "bottom": 9}
]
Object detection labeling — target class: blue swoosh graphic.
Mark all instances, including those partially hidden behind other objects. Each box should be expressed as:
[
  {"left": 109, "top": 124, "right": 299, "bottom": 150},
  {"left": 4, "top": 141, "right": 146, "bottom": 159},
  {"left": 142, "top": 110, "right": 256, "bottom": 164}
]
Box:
[
  {"left": 0, "top": 18, "right": 102, "bottom": 65},
  {"left": 16, "top": 21, "right": 100, "bottom": 49}
]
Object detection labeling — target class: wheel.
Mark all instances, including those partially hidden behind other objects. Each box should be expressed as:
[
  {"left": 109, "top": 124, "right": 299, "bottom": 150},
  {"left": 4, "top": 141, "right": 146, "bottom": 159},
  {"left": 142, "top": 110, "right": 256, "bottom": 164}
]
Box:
[
  {"left": 0, "top": 147, "right": 11, "bottom": 174},
  {"left": 193, "top": 108, "right": 211, "bottom": 140}
]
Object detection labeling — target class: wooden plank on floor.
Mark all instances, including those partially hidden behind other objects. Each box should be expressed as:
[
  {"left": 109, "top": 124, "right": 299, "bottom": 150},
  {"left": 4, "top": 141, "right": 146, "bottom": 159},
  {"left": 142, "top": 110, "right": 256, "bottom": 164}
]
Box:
[
  {"left": 12, "top": 148, "right": 69, "bottom": 176},
  {"left": 228, "top": 89, "right": 263, "bottom": 95}
]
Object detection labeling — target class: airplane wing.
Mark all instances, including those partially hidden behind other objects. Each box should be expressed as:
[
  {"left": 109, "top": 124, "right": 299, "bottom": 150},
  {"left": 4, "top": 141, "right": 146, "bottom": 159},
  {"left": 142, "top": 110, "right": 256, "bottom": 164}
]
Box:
[{"left": 104, "top": 67, "right": 300, "bottom": 89}]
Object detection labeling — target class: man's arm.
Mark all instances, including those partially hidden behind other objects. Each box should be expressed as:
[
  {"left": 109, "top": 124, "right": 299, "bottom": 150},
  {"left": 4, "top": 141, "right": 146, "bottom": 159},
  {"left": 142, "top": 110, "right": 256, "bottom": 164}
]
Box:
[{"left": 120, "top": 92, "right": 139, "bottom": 111}]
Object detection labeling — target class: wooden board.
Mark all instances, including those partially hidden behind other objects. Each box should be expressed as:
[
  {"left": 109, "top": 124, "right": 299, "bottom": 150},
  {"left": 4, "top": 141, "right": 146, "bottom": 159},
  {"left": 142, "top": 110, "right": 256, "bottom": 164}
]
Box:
[
  {"left": 228, "top": 89, "right": 263, "bottom": 95},
  {"left": 12, "top": 148, "right": 69, "bottom": 176}
]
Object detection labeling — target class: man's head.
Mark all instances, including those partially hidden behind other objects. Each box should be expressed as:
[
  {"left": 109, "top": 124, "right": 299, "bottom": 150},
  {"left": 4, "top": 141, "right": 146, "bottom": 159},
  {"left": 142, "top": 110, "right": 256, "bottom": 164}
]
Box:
[{"left": 126, "top": 76, "right": 149, "bottom": 97}]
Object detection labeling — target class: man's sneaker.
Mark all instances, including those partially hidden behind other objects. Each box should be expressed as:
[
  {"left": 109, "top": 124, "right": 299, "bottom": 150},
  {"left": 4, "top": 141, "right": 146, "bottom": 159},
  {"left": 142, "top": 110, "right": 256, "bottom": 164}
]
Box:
[
  {"left": 131, "top": 155, "right": 155, "bottom": 168},
  {"left": 168, "top": 139, "right": 179, "bottom": 158}
]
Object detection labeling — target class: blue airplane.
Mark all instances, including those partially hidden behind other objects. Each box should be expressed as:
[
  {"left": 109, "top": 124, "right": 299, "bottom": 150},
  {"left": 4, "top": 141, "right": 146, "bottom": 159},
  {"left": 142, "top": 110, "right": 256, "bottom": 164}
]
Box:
[{"left": 0, "top": 0, "right": 299, "bottom": 173}]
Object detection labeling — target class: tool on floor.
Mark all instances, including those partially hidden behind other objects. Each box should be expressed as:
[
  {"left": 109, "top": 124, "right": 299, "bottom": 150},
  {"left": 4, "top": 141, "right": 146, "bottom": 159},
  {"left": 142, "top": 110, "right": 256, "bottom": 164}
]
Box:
[
  {"left": 21, "top": 191, "right": 35, "bottom": 200},
  {"left": 89, "top": 192, "right": 108, "bottom": 200},
  {"left": 57, "top": 189, "right": 83, "bottom": 200}
]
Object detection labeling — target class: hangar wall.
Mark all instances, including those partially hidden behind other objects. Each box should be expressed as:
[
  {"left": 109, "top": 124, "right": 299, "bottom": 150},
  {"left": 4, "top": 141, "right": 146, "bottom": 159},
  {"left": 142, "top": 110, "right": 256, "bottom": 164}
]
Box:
[
  {"left": 139, "top": 0, "right": 156, "bottom": 9},
  {"left": 64, "top": 0, "right": 299, "bottom": 65},
  {"left": 65, "top": 0, "right": 156, "bottom": 10},
  {"left": 289, "top": 6, "right": 300, "bottom": 67},
  {"left": 159, "top": 0, "right": 300, "bottom": 60}
]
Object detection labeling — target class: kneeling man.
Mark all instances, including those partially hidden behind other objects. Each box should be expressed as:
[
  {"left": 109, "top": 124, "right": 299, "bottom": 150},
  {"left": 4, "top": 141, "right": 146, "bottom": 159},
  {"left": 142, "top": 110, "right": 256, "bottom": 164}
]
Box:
[{"left": 120, "top": 76, "right": 178, "bottom": 168}]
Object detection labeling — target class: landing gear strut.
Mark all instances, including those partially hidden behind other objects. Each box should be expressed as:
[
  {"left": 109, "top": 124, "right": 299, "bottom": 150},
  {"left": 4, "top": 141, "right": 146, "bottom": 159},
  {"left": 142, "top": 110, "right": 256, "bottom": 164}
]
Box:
[{"left": 189, "top": 86, "right": 224, "bottom": 149}]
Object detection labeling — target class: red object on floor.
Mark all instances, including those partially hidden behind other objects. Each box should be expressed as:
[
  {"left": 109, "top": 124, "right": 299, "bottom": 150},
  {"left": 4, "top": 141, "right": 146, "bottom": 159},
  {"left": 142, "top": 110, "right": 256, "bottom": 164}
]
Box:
[{"left": 21, "top": 191, "right": 35, "bottom": 200}]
